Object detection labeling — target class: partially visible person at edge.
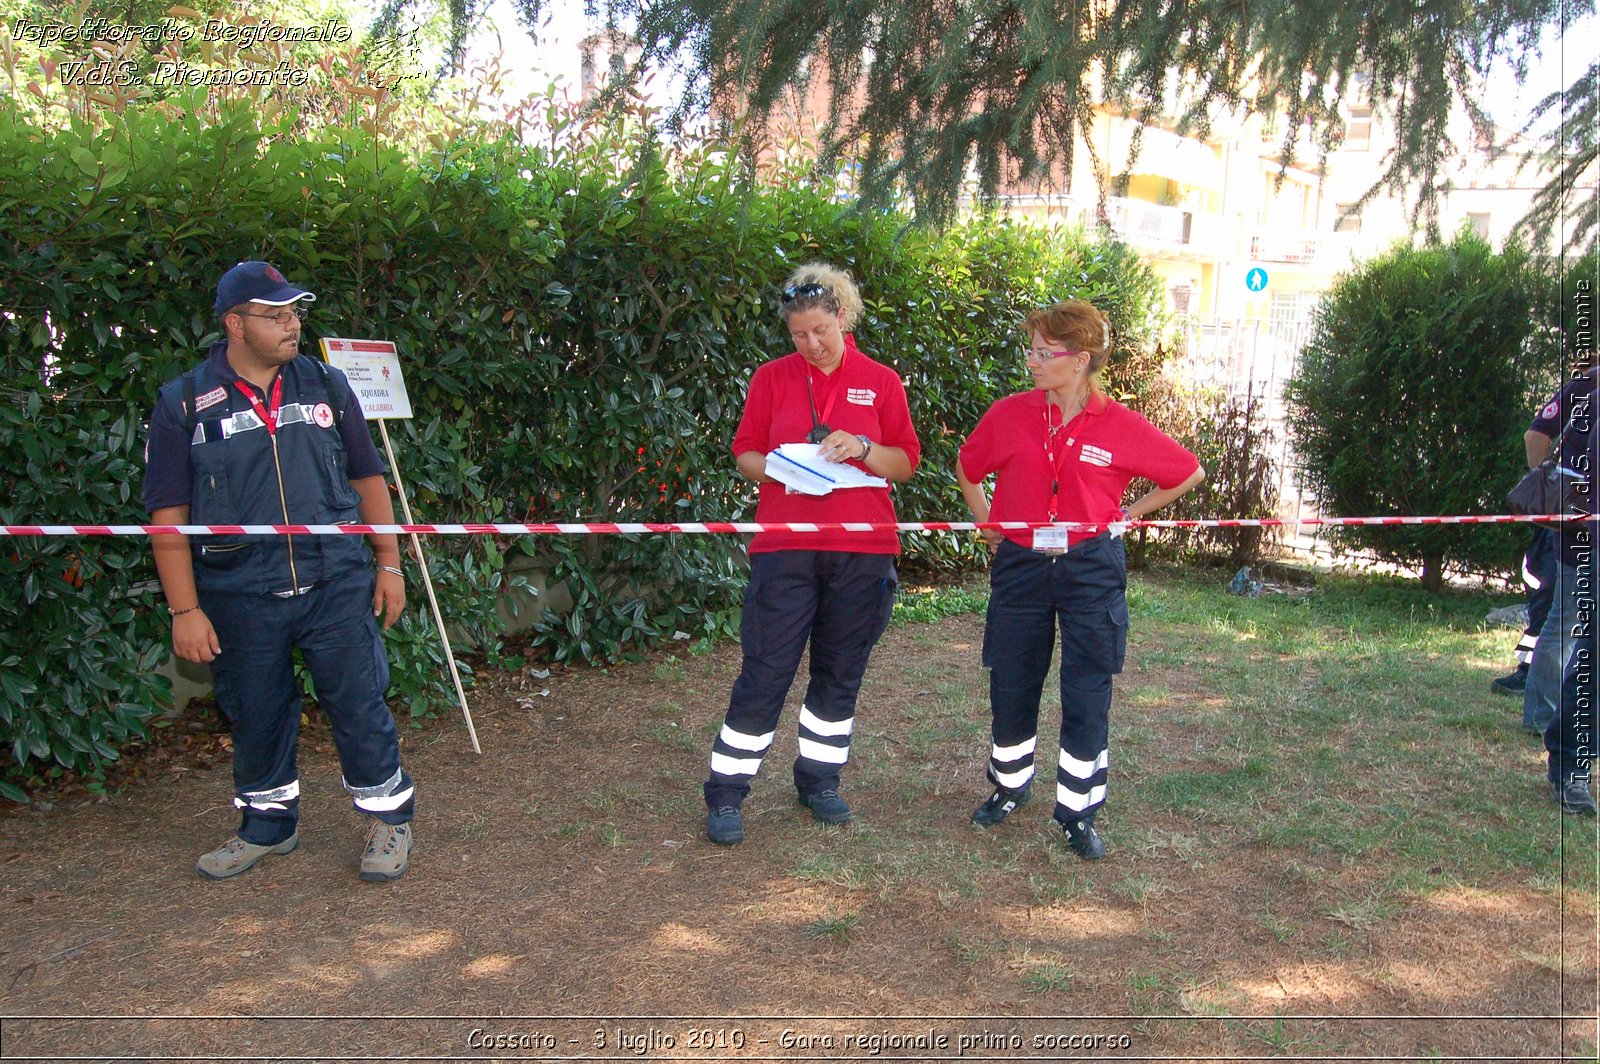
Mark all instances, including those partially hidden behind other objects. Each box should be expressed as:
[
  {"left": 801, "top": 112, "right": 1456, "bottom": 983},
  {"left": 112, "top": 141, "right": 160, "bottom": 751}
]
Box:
[
  {"left": 1522, "top": 364, "right": 1600, "bottom": 815},
  {"left": 956, "top": 300, "right": 1203, "bottom": 861},
  {"left": 702, "top": 263, "right": 921, "bottom": 845},
  {"left": 143, "top": 261, "right": 417, "bottom": 881},
  {"left": 1492, "top": 371, "right": 1597, "bottom": 705}
]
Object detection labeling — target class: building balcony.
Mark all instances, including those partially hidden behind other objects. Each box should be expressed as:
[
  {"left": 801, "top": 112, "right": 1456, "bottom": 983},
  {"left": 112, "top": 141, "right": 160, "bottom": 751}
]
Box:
[
  {"left": 1249, "top": 230, "right": 1322, "bottom": 264},
  {"left": 1107, "top": 196, "right": 1186, "bottom": 244},
  {"left": 1104, "top": 197, "right": 1228, "bottom": 261},
  {"left": 1248, "top": 229, "right": 1362, "bottom": 267}
]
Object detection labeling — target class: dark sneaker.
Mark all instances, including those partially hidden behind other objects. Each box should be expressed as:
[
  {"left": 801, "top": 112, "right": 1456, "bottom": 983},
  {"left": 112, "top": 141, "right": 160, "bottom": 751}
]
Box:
[
  {"left": 1491, "top": 669, "right": 1528, "bottom": 697},
  {"left": 1550, "top": 778, "right": 1598, "bottom": 816},
  {"left": 706, "top": 805, "right": 745, "bottom": 845},
  {"left": 197, "top": 834, "right": 299, "bottom": 880},
  {"left": 798, "top": 789, "right": 853, "bottom": 825},
  {"left": 359, "top": 822, "right": 413, "bottom": 881},
  {"left": 971, "top": 785, "right": 1031, "bottom": 827},
  {"left": 1060, "top": 818, "right": 1106, "bottom": 860}
]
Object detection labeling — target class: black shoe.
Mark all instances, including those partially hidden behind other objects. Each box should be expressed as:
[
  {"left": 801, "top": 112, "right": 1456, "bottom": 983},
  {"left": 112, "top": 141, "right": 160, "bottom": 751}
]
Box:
[
  {"left": 798, "top": 789, "right": 853, "bottom": 825},
  {"left": 971, "top": 785, "right": 1031, "bottom": 827},
  {"left": 1060, "top": 818, "right": 1106, "bottom": 860},
  {"left": 1491, "top": 668, "right": 1529, "bottom": 697},
  {"left": 1550, "top": 778, "right": 1598, "bottom": 816},
  {"left": 706, "top": 805, "right": 745, "bottom": 845}
]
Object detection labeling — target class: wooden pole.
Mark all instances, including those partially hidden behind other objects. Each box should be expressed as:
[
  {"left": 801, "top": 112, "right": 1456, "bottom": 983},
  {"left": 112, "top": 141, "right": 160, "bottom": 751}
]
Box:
[{"left": 377, "top": 420, "right": 481, "bottom": 754}]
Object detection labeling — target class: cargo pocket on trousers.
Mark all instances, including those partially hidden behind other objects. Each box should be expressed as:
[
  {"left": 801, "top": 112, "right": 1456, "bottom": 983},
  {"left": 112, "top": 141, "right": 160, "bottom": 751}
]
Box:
[
  {"left": 1104, "top": 597, "right": 1129, "bottom": 674},
  {"left": 869, "top": 566, "right": 899, "bottom": 647},
  {"left": 1062, "top": 595, "right": 1129, "bottom": 676}
]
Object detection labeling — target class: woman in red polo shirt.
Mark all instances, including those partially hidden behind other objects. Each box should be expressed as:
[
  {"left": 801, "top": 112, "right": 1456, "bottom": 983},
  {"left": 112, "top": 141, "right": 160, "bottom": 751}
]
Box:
[
  {"left": 957, "top": 299, "right": 1203, "bottom": 860},
  {"left": 702, "top": 263, "right": 921, "bottom": 846}
]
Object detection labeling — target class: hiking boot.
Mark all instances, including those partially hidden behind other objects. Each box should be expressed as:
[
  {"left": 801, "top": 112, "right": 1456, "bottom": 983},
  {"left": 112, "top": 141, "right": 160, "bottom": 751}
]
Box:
[
  {"left": 1550, "top": 778, "right": 1599, "bottom": 816},
  {"left": 197, "top": 834, "right": 298, "bottom": 880},
  {"left": 1060, "top": 818, "right": 1106, "bottom": 860},
  {"left": 706, "top": 805, "right": 745, "bottom": 846},
  {"left": 971, "top": 785, "right": 1031, "bottom": 827},
  {"left": 359, "top": 821, "right": 413, "bottom": 881},
  {"left": 798, "top": 789, "right": 853, "bottom": 825},
  {"left": 1491, "top": 668, "right": 1529, "bottom": 697}
]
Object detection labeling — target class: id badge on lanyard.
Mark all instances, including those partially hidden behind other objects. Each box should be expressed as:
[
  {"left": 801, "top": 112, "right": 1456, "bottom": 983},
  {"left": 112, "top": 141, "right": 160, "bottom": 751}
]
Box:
[
  {"left": 1032, "top": 526, "right": 1069, "bottom": 555},
  {"left": 1034, "top": 401, "right": 1071, "bottom": 555}
]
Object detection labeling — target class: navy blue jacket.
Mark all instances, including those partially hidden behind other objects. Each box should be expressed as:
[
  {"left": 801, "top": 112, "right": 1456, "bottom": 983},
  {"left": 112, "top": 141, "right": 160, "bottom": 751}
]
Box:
[{"left": 146, "top": 347, "right": 382, "bottom": 595}]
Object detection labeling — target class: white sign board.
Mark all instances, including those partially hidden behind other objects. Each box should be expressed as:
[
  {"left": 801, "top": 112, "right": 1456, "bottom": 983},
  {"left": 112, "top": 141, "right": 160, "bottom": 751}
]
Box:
[{"left": 319, "top": 337, "right": 414, "bottom": 420}]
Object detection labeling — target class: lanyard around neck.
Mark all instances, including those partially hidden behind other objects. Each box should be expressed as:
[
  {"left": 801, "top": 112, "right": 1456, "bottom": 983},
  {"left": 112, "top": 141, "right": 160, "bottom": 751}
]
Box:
[
  {"left": 234, "top": 376, "right": 284, "bottom": 435},
  {"left": 1043, "top": 399, "right": 1082, "bottom": 522},
  {"left": 805, "top": 346, "right": 849, "bottom": 437}
]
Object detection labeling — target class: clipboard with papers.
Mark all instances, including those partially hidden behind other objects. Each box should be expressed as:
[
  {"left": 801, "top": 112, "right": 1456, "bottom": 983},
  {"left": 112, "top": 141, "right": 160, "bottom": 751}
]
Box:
[{"left": 764, "top": 443, "right": 889, "bottom": 496}]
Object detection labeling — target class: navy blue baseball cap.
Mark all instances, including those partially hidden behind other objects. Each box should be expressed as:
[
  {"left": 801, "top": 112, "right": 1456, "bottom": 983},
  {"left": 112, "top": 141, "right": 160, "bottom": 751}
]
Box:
[{"left": 213, "top": 261, "right": 316, "bottom": 313}]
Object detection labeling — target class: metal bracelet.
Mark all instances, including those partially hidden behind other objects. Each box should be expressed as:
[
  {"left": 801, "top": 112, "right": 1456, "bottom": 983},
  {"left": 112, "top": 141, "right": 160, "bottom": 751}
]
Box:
[{"left": 378, "top": 565, "right": 404, "bottom": 579}]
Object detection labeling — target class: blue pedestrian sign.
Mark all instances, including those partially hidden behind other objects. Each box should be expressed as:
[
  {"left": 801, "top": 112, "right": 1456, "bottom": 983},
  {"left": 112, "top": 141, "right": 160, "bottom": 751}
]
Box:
[{"left": 1245, "top": 267, "right": 1270, "bottom": 292}]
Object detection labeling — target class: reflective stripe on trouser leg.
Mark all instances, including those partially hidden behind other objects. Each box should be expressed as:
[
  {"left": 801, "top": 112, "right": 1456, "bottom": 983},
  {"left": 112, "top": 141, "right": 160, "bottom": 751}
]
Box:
[
  {"left": 792, "top": 552, "right": 895, "bottom": 796},
  {"left": 347, "top": 768, "right": 416, "bottom": 809},
  {"left": 1516, "top": 632, "right": 1538, "bottom": 666},
  {"left": 236, "top": 779, "right": 300, "bottom": 812},
  {"left": 796, "top": 703, "right": 853, "bottom": 767},
  {"left": 708, "top": 724, "right": 777, "bottom": 786},
  {"left": 989, "top": 736, "right": 1037, "bottom": 791}
]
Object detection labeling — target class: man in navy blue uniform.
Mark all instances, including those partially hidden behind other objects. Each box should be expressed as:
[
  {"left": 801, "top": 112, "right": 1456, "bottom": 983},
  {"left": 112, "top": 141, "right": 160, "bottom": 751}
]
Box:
[
  {"left": 144, "top": 262, "right": 416, "bottom": 881},
  {"left": 1523, "top": 368, "right": 1599, "bottom": 815}
]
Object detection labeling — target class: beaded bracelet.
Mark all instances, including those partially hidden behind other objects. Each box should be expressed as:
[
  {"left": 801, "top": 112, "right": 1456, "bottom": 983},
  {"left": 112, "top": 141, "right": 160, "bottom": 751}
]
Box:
[{"left": 168, "top": 604, "right": 199, "bottom": 617}]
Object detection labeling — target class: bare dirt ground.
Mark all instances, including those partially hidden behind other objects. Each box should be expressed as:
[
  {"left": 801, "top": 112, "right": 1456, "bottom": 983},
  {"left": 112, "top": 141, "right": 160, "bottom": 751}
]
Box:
[{"left": 1, "top": 605, "right": 1596, "bottom": 1063}]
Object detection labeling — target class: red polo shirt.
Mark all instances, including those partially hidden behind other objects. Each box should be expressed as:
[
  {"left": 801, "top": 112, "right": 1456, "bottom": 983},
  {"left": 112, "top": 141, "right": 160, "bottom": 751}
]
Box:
[
  {"left": 733, "top": 335, "right": 921, "bottom": 555},
  {"left": 960, "top": 390, "right": 1199, "bottom": 547}
]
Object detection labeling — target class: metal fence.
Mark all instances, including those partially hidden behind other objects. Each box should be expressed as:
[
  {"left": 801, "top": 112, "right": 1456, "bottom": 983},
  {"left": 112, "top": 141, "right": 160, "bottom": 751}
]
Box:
[{"left": 1169, "top": 316, "right": 1333, "bottom": 562}]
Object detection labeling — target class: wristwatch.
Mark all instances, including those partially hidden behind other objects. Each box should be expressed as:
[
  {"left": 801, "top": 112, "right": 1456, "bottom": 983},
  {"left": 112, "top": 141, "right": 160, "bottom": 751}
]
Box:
[{"left": 855, "top": 435, "right": 873, "bottom": 461}]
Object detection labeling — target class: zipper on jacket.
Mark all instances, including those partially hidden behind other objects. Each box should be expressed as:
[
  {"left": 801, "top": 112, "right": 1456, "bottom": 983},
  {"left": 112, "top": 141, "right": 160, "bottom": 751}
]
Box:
[{"left": 270, "top": 434, "right": 298, "bottom": 589}]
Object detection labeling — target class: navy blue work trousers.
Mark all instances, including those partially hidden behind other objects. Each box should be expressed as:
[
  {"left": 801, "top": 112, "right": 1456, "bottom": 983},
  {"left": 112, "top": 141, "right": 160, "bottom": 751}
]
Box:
[
  {"left": 704, "top": 550, "right": 897, "bottom": 808},
  {"left": 201, "top": 567, "right": 414, "bottom": 845},
  {"left": 982, "top": 536, "right": 1129, "bottom": 825},
  {"left": 1536, "top": 559, "right": 1599, "bottom": 785}
]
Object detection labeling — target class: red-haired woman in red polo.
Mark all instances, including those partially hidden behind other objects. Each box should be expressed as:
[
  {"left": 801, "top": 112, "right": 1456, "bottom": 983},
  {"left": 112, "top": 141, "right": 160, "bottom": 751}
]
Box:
[{"left": 958, "top": 300, "right": 1203, "bottom": 860}]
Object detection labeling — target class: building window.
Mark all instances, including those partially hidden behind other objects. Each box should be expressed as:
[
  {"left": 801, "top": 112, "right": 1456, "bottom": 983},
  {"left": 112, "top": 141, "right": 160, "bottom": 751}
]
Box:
[
  {"left": 1333, "top": 203, "right": 1363, "bottom": 233},
  {"left": 1341, "top": 111, "right": 1372, "bottom": 152},
  {"left": 1468, "top": 212, "right": 1491, "bottom": 239}
]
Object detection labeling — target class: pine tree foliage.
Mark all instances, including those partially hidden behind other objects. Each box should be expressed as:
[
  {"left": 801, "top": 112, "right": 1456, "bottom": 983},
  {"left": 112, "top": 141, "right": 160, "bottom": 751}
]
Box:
[
  {"left": 1515, "top": 59, "right": 1598, "bottom": 255},
  {"left": 552, "top": 0, "right": 1591, "bottom": 228}
]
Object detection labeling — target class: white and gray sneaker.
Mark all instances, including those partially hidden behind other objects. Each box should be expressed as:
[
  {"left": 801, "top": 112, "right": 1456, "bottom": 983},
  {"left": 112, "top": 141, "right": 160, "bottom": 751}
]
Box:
[
  {"left": 359, "top": 821, "right": 413, "bottom": 881},
  {"left": 197, "top": 834, "right": 299, "bottom": 880}
]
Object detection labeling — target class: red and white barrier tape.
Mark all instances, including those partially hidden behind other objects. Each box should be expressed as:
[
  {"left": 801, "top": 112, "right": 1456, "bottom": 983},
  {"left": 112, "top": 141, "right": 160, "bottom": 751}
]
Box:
[{"left": 0, "top": 514, "right": 1585, "bottom": 536}]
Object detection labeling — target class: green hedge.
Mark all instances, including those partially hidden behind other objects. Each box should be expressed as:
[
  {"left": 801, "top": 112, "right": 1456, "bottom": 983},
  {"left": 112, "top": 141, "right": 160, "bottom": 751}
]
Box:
[
  {"left": 0, "top": 97, "right": 1164, "bottom": 794},
  {"left": 1283, "top": 229, "right": 1560, "bottom": 589}
]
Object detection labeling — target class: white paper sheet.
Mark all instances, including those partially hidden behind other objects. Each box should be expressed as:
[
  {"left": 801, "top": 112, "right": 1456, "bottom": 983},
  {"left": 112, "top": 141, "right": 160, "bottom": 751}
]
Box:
[{"left": 764, "top": 443, "right": 889, "bottom": 496}]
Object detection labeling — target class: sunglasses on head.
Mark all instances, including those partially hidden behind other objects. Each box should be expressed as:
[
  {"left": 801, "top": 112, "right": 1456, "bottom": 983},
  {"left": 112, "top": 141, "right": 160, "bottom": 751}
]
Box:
[{"left": 781, "top": 282, "right": 830, "bottom": 304}]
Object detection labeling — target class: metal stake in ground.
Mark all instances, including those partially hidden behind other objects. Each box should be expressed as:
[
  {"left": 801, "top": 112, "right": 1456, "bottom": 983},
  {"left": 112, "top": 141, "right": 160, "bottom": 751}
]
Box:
[
  {"left": 377, "top": 419, "right": 481, "bottom": 754},
  {"left": 321, "top": 336, "right": 481, "bottom": 754}
]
